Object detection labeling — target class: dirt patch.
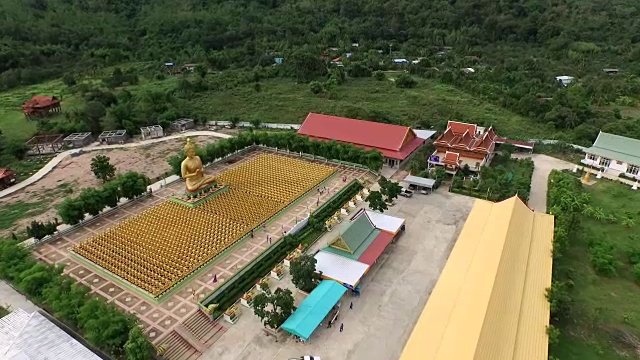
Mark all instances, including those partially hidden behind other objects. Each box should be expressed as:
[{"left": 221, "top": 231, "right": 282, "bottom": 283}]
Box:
[{"left": 1, "top": 136, "right": 218, "bottom": 235}]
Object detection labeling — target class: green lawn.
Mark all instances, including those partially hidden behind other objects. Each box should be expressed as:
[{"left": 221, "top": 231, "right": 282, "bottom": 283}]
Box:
[
  {"left": 551, "top": 180, "right": 640, "bottom": 359},
  {"left": 190, "top": 77, "right": 549, "bottom": 139},
  {"left": 0, "top": 80, "right": 76, "bottom": 141},
  {"left": 0, "top": 200, "right": 48, "bottom": 232}
]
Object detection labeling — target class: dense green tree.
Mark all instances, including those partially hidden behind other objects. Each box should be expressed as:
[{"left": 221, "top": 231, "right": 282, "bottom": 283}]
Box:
[
  {"left": 288, "top": 49, "right": 328, "bottom": 83},
  {"left": 378, "top": 177, "right": 402, "bottom": 202},
  {"left": 252, "top": 287, "right": 296, "bottom": 329},
  {"left": 26, "top": 219, "right": 59, "bottom": 240},
  {"left": 91, "top": 155, "right": 116, "bottom": 183},
  {"left": 366, "top": 191, "right": 388, "bottom": 213},
  {"left": 290, "top": 254, "right": 322, "bottom": 293},
  {"left": 18, "top": 263, "right": 62, "bottom": 300},
  {"left": 58, "top": 198, "right": 86, "bottom": 225},
  {"left": 124, "top": 326, "right": 155, "bottom": 360}
]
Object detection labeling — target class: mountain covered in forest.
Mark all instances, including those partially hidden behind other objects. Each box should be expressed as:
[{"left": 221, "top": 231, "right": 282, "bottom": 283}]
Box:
[{"left": 2, "top": 0, "right": 640, "bottom": 143}]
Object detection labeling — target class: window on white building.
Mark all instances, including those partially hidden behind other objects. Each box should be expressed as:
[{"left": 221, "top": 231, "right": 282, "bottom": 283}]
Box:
[
  {"left": 599, "top": 157, "right": 611, "bottom": 167},
  {"left": 628, "top": 164, "right": 640, "bottom": 176},
  {"left": 588, "top": 154, "right": 597, "bottom": 161}
]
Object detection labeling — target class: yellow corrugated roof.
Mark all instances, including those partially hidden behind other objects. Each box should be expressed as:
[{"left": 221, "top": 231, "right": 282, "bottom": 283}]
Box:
[{"left": 400, "top": 196, "right": 554, "bottom": 360}]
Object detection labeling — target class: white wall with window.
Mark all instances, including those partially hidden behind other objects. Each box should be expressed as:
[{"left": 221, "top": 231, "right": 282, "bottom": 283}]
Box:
[{"left": 582, "top": 153, "right": 640, "bottom": 177}]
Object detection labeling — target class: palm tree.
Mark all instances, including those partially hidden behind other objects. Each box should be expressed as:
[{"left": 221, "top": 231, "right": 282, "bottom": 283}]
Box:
[
  {"left": 250, "top": 118, "right": 262, "bottom": 129},
  {"left": 228, "top": 116, "right": 240, "bottom": 128}
]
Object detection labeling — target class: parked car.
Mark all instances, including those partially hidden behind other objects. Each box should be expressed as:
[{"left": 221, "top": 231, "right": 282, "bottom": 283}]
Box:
[
  {"left": 289, "top": 356, "right": 321, "bottom": 360},
  {"left": 420, "top": 189, "right": 429, "bottom": 195},
  {"left": 399, "top": 188, "right": 413, "bottom": 198}
]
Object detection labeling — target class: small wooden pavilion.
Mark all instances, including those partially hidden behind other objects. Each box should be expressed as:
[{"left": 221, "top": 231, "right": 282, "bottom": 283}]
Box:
[
  {"left": 22, "top": 96, "right": 61, "bottom": 119},
  {"left": 26, "top": 134, "right": 64, "bottom": 155}
]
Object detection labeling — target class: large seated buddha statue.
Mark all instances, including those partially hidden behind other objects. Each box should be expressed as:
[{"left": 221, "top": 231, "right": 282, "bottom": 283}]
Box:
[{"left": 181, "top": 138, "right": 217, "bottom": 197}]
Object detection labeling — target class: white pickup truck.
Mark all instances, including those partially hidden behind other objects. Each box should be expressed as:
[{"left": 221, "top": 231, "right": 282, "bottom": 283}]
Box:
[{"left": 399, "top": 188, "right": 413, "bottom": 198}]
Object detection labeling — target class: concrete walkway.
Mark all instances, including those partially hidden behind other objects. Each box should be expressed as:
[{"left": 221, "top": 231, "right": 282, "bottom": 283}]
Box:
[
  {"left": 0, "top": 280, "right": 39, "bottom": 314},
  {"left": 512, "top": 153, "right": 574, "bottom": 213},
  {"left": 0, "top": 130, "right": 232, "bottom": 199}
]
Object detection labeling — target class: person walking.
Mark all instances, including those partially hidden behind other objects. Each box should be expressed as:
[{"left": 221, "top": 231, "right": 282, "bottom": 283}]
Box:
[
  {"left": 349, "top": 301, "right": 353, "bottom": 310},
  {"left": 340, "top": 323, "right": 344, "bottom": 332},
  {"left": 213, "top": 274, "right": 218, "bottom": 283}
]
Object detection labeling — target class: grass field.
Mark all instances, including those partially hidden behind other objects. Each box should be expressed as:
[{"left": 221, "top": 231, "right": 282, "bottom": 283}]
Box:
[
  {"left": 0, "top": 79, "right": 83, "bottom": 141},
  {"left": 551, "top": 180, "right": 640, "bottom": 360},
  {"left": 0, "top": 74, "right": 551, "bottom": 143},
  {"left": 0, "top": 200, "right": 48, "bottom": 232},
  {"left": 190, "top": 77, "right": 549, "bottom": 139}
]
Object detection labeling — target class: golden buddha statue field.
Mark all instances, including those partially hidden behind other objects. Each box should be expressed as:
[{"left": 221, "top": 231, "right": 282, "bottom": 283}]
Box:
[{"left": 181, "top": 138, "right": 217, "bottom": 196}]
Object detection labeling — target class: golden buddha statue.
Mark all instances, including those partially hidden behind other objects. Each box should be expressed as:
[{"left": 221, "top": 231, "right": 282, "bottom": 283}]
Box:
[{"left": 181, "top": 138, "right": 217, "bottom": 196}]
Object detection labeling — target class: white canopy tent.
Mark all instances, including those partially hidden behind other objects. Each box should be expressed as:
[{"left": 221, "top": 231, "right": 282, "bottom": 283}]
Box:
[
  {"left": 403, "top": 175, "right": 436, "bottom": 190},
  {"left": 365, "top": 211, "right": 405, "bottom": 235},
  {"left": 314, "top": 251, "right": 369, "bottom": 289}
]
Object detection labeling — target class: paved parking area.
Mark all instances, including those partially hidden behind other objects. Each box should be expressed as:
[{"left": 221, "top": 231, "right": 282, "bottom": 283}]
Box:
[{"left": 202, "top": 189, "right": 474, "bottom": 360}]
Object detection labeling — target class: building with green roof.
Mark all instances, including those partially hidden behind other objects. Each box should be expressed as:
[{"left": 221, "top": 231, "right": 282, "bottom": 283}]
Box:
[
  {"left": 582, "top": 131, "right": 640, "bottom": 178},
  {"left": 323, "top": 212, "right": 381, "bottom": 260}
]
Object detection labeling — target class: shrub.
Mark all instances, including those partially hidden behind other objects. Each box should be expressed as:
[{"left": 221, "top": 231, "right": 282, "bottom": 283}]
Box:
[
  {"left": 590, "top": 241, "right": 618, "bottom": 277},
  {"left": 26, "top": 219, "right": 59, "bottom": 240},
  {"left": 628, "top": 244, "right": 640, "bottom": 265},
  {"left": 547, "top": 324, "right": 561, "bottom": 346},
  {"left": 395, "top": 73, "right": 417, "bottom": 88},
  {"left": 373, "top": 71, "right": 385, "bottom": 81},
  {"left": 633, "top": 264, "right": 640, "bottom": 283},
  {"left": 309, "top": 81, "right": 323, "bottom": 94},
  {"left": 546, "top": 280, "right": 573, "bottom": 321}
]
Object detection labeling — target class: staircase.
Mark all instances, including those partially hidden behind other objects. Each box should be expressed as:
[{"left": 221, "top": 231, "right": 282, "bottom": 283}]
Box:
[
  {"left": 159, "top": 331, "right": 202, "bottom": 360},
  {"left": 181, "top": 310, "right": 228, "bottom": 346},
  {"left": 159, "top": 311, "right": 227, "bottom": 360}
]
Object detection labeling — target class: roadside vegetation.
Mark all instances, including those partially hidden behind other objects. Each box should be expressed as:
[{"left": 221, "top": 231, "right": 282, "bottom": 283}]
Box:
[
  {"left": 547, "top": 171, "right": 640, "bottom": 359},
  {"left": 0, "top": 239, "right": 154, "bottom": 359}
]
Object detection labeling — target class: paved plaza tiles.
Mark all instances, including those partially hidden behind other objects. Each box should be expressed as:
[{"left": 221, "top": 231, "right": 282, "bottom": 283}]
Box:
[{"left": 32, "top": 148, "right": 376, "bottom": 359}]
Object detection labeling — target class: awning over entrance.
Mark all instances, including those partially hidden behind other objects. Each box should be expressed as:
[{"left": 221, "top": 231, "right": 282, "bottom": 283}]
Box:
[
  {"left": 403, "top": 175, "right": 436, "bottom": 189},
  {"left": 281, "top": 280, "right": 347, "bottom": 341}
]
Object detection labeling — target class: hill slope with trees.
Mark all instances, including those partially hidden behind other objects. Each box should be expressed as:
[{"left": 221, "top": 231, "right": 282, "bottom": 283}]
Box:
[{"left": 2, "top": 0, "right": 640, "bottom": 144}]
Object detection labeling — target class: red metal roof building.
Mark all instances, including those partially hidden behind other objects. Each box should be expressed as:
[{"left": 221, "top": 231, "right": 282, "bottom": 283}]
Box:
[
  {"left": 297, "top": 113, "right": 426, "bottom": 167},
  {"left": 429, "top": 121, "right": 498, "bottom": 172},
  {"left": 22, "top": 96, "right": 61, "bottom": 119}
]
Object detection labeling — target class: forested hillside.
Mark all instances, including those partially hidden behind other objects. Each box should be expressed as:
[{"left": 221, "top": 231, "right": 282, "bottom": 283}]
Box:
[{"left": 3, "top": 0, "right": 640, "bottom": 145}]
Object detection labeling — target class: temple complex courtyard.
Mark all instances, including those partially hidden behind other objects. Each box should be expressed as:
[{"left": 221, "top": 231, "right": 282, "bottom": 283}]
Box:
[
  {"left": 32, "top": 148, "right": 377, "bottom": 359},
  {"left": 202, "top": 189, "right": 474, "bottom": 360}
]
